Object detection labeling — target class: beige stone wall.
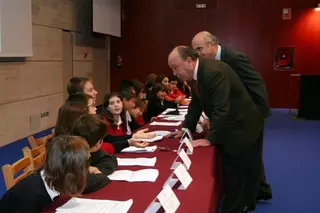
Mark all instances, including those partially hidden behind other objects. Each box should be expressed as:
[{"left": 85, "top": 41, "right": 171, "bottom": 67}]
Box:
[{"left": 0, "top": 0, "right": 110, "bottom": 147}]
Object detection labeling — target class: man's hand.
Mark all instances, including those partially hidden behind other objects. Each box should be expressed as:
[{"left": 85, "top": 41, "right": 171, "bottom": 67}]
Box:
[
  {"left": 166, "top": 130, "right": 183, "bottom": 138},
  {"left": 192, "top": 139, "right": 211, "bottom": 147},
  {"left": 88, "top": 166, "right": 102, "bottom": 174},
  {"left": 200, "top": 119, "right": 210, "bottom": 130},
  {"left": 128, "top": 140, "right": 150, "bottom": 148},
  {"left": 132, "top": 128, "right": 156, "bottom": 139}
]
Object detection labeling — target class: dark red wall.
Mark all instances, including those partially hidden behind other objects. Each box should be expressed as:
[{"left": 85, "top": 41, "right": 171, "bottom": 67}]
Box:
[{"left": 110, "top": 0, "right": 320, "bottom": 108}]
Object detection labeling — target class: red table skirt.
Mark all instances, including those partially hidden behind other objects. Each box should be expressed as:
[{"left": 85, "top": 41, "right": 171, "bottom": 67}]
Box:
[{"left": 43, "top": 120, "right": 222, "bottom": 213}]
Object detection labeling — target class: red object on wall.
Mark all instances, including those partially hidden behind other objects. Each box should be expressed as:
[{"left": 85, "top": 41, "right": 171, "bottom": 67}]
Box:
[
  {"left": 274, "top": 47, "right": 294, "bottom": 71},
  {"left": 110, "top": 0, "right": 320, "bottom": 108}
]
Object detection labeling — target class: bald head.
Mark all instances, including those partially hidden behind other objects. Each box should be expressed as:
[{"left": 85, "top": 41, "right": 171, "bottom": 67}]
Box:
[
  {"left": 192, "top": 31, "right": 218, "bottom": 45},
  {"left": 192, "top": 31, "right": 219, "bottom": 58},
  {"left": 168, "top": 46, "right": 198, "bottom": 81},
  {"left": 169, "top": 45, "right": 199, "bottom": 61},
  {"left": 168, "top": 46, "right": 182, "bottom": 63}
]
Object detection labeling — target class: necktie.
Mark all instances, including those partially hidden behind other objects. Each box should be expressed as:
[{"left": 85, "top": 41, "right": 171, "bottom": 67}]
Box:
[{"left": 192, "top": 80, "right": 199, "bottom": 95}]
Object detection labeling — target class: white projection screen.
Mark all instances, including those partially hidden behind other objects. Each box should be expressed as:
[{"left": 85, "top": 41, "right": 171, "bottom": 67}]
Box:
[{"left": 93, "top": 0, "right": 121, "bottom": 37}]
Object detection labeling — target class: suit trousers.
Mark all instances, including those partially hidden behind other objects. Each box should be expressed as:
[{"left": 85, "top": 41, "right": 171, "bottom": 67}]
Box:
[
  {"left": 258, "top": 129, "right": 272, "bottom": 195},
  {"left": 220, "top": 141, "right": 260, "bottom": 213}
]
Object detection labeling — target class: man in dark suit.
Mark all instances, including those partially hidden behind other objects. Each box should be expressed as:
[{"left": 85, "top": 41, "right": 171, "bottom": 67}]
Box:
[
  {"left": 192, "top": 31, "right": 272, "bottom": 204},
  {"left": 168, "top": 46, "right": 265, "bottom": 213}
]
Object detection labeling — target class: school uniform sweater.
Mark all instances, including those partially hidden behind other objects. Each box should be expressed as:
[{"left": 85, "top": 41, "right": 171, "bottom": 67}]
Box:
[{"left": 0, "top": 172, "right": 57, "bottom": 213}]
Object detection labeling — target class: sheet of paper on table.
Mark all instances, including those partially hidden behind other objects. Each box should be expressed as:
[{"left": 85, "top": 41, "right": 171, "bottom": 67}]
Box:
[
  {"left": 149, "top": 121, "right": 182, "bottom": 126},
  {"left": 117, "top": 157, "right": 157, "bottom": 166},
  {"left": 161, "top": 108, "right": 176, "bottom": 114},
  {"left": 132, "top": 135, "right": 163, "bottom": 143},
  {"left": 56, "top": 198, "right": 133, "bottom": 213},
  {"left": 163, "top": 116, "right": 185, "bottom": 121},
  {"left": 108, "top": 169, "right": 159, "bottom": 182},
  {"left": 178, "top": 109, "right": 188, "bottom": 112},
  {"left": 153, "top": 130, "right": 171, "bottom": 137},
  {"left": 121, "top": 145, "right": 157, "bottom": 153}
]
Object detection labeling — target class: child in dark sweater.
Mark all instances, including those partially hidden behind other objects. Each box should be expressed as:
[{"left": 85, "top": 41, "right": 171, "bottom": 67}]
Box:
[
  {"left": 0, "top": 135, "right": 90, "bottom": 213},
  {"left": 146, "top": 83, "right": 177, "bottom": 119},
  {"left": 72, "top": 114, "right": 118, "bottom": 194}
]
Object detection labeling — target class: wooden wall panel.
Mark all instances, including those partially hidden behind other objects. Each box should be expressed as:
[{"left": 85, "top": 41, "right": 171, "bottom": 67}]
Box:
[
  {"left": 63, "top": 31, "right": 73, "bottom": 100},
  {"left": 0, "top": 0, "right": 110, "bottom": 147},
  {"left": 27, "top": 25, "right": 63, "bottom": 61},
  {"left": 73, "top": 45, "right": 93, "bottom": 61},
  {"left": 92, "top": 47, "right": 109, "bottom": 104},
  {"left": 73, "top": 61, "right": 93, "bottom": 78},
  {"left": 0, "top": 93, "right": 63, "bottom": 147},
  {"left": 32, "top": 0, "right": 76, "bottom": 30},
  {"left": 0, "top": 62, "right": 62, "bottom": 104}
]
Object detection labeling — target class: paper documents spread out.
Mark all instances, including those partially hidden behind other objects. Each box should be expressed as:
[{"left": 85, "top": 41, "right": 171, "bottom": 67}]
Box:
[
  {"left": 108, "top": 169, "right": 159, "bottom": 182},
  {"left": 117, "top": 157, "right": 157, "bottom": 166},
  {"left": 121, "top": 145, "right": 157, "bottom": 153},
  {"left": 149, "top": 121, "right": 182, "bottom": 126},
  {"left": 56, "top": 198, "right": 133, "bottom": 213}
]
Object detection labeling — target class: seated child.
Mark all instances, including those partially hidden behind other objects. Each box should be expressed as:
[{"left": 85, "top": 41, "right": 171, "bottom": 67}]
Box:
[
  {"left": 101, "top": 93, "right": 155, "bottom": 153},
  {"left": 0, "top": 135, "right": 90, "bottom": 212},
  {"left": 146, "top": 83, "right": 177, "bottom": 119},
  {"left": 72, "top": 114, "right": 118, "bottom": 193}
]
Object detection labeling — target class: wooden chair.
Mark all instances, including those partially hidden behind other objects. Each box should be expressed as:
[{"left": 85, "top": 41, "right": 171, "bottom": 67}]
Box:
[
  {"left": 22, "top": 145, "right": 46, "bottom": 170},
  {"left": 28, "top": 133, "right": 53, "bottom": 149},
  {"left": 2, "top": 156, "right": 35, "bottom": 190}
]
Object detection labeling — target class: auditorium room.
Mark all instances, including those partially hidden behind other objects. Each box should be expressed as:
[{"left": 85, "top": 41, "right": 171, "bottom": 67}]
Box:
[{"left": 0, "top": 0, "right": 320, "bottom": 212}]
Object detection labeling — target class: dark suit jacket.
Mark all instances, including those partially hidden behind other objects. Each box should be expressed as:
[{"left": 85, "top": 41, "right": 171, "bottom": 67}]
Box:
[
  {"left": 183, "top": 57, "right": 264, "bottom": 155},
  {"left": 221, "top": 46, "right": 271, "bottom": 118}
]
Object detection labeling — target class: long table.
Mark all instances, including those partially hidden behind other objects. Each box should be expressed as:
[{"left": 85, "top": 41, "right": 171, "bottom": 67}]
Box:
[{"left": 43, "top": 119, "right": 222, "bottom": 213}]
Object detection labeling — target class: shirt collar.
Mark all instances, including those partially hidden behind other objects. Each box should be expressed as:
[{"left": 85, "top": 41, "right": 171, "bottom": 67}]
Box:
[
  {"left": 193, "top": 59, "right": 199, "bottom": 80},
  {"left": 215, "top": 45, "right": 222, "bottom": 60},
  {"left": 117, "top": 116, "right": 123, "bottom": 126},
  {"left": 125, "top": 111, "right": 132, "bottom": 135},
  {"left": 41, "top": 170, "right": 60, "bottom": 201},
  {"left": 126, "top": 110, "right": 132, "bottom": 122}
]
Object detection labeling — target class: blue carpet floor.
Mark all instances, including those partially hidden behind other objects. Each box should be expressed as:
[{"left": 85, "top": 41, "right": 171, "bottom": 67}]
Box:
[
  {"left": 1, "top": 110, "right": 320, "bottom": 213},
  {"left": 253, "top": 109, "right": 320, "bottom": 213}
]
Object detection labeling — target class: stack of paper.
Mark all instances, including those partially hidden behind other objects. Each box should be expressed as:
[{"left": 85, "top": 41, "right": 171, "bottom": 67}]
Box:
[
  {"left": 108, "top": 169, "right": 159, "bottom": 182},
  {"left": 121, "top": 145, "right": 157, "bottom": 153},
  {"left": 149, "top": 121, "right": 182, "bottom": 126},
  {"left": 117, "top": 157, "right": 157, "bottom": 166},
  {"left": 56, "top": 198, "right": 133, "bottom": 213}
]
